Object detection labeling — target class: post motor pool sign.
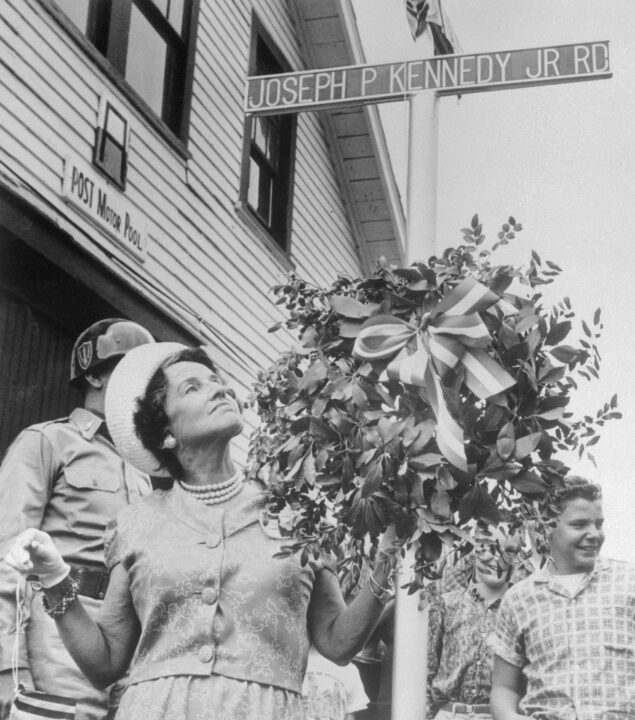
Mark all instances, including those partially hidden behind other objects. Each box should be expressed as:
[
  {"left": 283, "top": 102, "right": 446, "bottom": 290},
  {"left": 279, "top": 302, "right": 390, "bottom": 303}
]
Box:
[
  {"left": 245, "top": 41, "right": 610, "bottom": 116},
  {"left": 62, "top": 156, "right": 148, "bottom": 262}
]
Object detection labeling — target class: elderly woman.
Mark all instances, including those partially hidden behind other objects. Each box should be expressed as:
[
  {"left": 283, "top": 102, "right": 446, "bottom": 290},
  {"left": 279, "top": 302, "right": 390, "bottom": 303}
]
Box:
[{"left": 7, "top": 343, "right": 396, "bottom": 720}]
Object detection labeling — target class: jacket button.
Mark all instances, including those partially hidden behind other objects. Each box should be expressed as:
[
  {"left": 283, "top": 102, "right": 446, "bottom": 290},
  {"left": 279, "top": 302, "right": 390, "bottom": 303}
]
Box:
[
  {"left": 201, "top": 587, "right": 218, "bottom": 605},
  {"left": 206, "top": 533, "right": 221, "bottom": 548},
  {"left": 198, "top": 645, "right": 214, "bottom": 663}
]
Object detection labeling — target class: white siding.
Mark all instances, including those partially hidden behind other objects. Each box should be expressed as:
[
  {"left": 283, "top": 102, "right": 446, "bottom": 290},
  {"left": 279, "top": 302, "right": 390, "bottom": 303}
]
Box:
[{"left": 0, "top": 0, "right": 367, "bottom": 458}]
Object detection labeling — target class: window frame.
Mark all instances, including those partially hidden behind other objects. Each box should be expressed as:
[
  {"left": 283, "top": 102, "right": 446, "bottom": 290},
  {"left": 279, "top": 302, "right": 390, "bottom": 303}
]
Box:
[
  {"left": 93, "top": 100, "right": 129, "bottom": 189},
  {"left": 239, "top": 14, "right": 297, "bottom": 253},
  {"left": 40, "top": 0, "right": 200, "bottom": 157}
]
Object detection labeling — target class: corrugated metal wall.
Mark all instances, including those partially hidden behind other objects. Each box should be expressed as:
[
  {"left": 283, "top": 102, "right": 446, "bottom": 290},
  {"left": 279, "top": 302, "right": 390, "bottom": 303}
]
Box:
[{"left": 0, "top": 290, "right": 78, "bottom": 456}]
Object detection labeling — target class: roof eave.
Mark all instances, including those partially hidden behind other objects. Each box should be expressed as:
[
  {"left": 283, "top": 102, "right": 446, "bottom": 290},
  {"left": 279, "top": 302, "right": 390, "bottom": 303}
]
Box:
[{"left": 290, "top": 0, "right": 406, "bottom": 270}]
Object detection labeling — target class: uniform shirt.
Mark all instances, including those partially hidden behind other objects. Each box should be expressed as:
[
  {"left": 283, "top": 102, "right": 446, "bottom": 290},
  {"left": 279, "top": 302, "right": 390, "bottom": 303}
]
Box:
[
  {"left": 427, "top": 585, "right": 502, "bottom": 715},
  {"left": 490, "top": 558, "right": 635, "bottom": 720},
  {"left": 0, "top": 408, "right": 151, "bottom": 670},
  {"left": 105, "top": 481, "right": 333, "bottom": 694}
]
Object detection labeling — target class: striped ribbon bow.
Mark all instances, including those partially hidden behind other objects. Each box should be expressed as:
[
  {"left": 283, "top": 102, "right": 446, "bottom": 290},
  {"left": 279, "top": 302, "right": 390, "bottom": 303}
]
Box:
[{"left": 352, "top": 277, "right": 516, "bottom": 470}]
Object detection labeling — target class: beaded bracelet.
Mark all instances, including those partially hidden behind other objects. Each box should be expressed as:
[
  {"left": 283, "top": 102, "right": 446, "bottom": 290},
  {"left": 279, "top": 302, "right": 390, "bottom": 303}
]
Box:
[
  {"left": 41, "top": 577, "right": 79, "bottom": 618},
  {"left": 369, "top": 574, "right": 394, "bottom": 604}
]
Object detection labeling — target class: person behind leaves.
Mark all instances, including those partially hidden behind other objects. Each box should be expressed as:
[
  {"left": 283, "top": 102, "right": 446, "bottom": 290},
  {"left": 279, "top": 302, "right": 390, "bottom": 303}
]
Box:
[
  {"left": 427, "top": 524, "right": 520, "bottom": 720},
  {"left": 302, "top": 645, "right": 369, "bottom": 720},
  {"left": 490, "top": 476, "right": 635, "bottom": 719},
  {"left": 0, "top": 319, "right": 154, "bottom": 720}
]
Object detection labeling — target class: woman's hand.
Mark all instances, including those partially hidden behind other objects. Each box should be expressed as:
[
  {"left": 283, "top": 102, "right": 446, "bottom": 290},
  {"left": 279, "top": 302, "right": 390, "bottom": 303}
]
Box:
[
  {"left": 373, "top": 524, "right": 406, "bottom": 585},
  {"left": 377, "top": 524, "right": 407, "bottom": 557},
  {"left": 4, "top": 529, "right": 69, "bottom": 588}
]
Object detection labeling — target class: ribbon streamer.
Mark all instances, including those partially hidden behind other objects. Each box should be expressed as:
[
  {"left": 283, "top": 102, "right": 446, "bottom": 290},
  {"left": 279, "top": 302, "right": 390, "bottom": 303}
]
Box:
[{"left": 352, "top": 278, "right": 516, "bottom": 470}]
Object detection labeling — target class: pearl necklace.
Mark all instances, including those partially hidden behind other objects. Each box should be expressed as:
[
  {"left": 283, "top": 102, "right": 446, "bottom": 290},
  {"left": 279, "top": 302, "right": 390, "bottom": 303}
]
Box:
[{"left": 179, "top": 472, "right": 243, "bottom": 506}]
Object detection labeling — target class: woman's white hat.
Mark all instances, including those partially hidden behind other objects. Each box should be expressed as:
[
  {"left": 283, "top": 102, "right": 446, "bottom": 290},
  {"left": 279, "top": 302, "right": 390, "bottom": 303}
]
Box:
[{"left": 105, "top": 342, "right": 187, "bottom": 476}]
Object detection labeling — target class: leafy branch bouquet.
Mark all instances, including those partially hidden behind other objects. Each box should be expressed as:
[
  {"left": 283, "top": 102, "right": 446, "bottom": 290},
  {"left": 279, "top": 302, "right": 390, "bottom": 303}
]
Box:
[{"left": 247, "top": 216, "right": 619, "bottom": 589}]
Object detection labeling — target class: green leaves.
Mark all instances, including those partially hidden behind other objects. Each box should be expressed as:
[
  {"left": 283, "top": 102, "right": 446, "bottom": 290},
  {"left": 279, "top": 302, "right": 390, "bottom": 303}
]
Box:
[
  {"left": 247, "top": 214, "right": 620, "bottom": 588},
  {"left": 328, "top": 295, "right": 380, "bottom": 318},
  {"left": 514, "top": 433, "right": 542, "bottom": 459},
  {"left": 545, "top": 321, "right": 571, "bottom": 346},
  {"left": 299, "top": 359, "right": 327, "bottom": 394},
  {"left": 459, "top": 481, "right": 500, "bottom": 524},
  {"left": 549, "top": 345, "right": 579, "bottom": 364}
]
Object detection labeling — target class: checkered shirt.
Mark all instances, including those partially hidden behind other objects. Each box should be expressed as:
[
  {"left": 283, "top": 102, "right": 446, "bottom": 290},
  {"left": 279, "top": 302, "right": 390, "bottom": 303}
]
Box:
[{"left": 490, "top": 558, "right": 635, "bottom": 719}]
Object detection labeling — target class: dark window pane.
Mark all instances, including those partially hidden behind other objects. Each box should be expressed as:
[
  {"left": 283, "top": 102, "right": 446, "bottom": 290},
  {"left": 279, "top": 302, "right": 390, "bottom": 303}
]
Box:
[
  {"left": 101, "top": 139, "right": 125, "bottom": 182},
  {"left": 252, "top": 118, "right": 279, "bottom": 169},
  {"left": 94, "top": 102, "right": 127, "bottom": 187},
  {"left": 53, "top": 0, "right": 90, "bottom": 32},
  {"left": 52, "top": 0, "right": 195, "bottom": 140},
  {"left": 265, "top": 120, "right": 280, "bottom": 167},
  {"left": 260, "top": 173, "right": 273, "bottom": 225},
  {"left": 125, "top": 3, "right": 167, "bottom": 117},
  {"left": 243, "top": 25, "right": 296, "bottom": 247},
  {"left": 257, "top": 38, "right": 279, "bottom": 76}
]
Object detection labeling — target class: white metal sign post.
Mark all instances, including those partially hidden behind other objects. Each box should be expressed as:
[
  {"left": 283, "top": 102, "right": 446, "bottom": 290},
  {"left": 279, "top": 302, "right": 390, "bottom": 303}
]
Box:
[{"left": 244, "top": 39, "right": 611, "bottom": 720}]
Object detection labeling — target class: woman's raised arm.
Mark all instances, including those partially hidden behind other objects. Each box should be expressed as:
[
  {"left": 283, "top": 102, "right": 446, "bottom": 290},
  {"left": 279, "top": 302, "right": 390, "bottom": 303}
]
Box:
[
  {"left": 307, "top": 551, "right": 394, "bottom": 666},
  {"left": 6, "top": 529, "right": 139, "bottom": 688}
]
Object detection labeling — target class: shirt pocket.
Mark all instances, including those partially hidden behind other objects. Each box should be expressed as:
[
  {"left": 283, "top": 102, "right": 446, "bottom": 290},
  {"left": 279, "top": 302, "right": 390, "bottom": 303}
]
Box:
[
  {"left": 600, "top": 600, "right": 635, "bottom": 657},
  {"left": 65, "top": 467, "right": 120, "bottom": 492}
]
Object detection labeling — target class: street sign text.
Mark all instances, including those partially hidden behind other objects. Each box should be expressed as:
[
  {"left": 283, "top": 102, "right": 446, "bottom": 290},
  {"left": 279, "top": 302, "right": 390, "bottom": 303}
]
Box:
[{"left": 245, "top": 41, "right": 610, "bottom": 116}]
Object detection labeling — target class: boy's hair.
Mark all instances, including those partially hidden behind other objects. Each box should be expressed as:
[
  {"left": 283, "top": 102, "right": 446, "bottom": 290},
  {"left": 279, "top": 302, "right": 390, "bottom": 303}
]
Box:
[{"left": 553, "top": 475, "right": 602, "bottom": 513}]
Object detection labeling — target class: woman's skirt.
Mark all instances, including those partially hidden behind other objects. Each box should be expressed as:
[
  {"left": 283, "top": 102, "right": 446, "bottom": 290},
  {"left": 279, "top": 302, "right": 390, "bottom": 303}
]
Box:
[{"left": 113, "top": 674, "right": 304, "bottom": 720}]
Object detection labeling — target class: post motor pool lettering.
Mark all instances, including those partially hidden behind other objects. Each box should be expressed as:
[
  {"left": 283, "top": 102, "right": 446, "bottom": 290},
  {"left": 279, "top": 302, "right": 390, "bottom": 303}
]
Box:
[{"left": 65, "top": 162, "right": 145, "bottom": 254}]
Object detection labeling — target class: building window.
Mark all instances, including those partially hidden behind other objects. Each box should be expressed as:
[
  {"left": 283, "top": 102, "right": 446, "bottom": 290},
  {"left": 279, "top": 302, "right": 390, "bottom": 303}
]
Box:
[
  {"left": 93, "top": 101, "right": 129, "bottom": 188},
  {"left": 240, "top": 19, "right": 296, "bottom": 251},
  {"left": 51, "top": 0, "right": 198, "bottom": 141}
]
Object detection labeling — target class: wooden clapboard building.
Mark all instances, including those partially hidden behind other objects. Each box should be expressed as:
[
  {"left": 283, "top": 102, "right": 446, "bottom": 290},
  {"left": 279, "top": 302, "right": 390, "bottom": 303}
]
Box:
[{"left": 0, "top": 0, "right": 404, "bottom": 457}]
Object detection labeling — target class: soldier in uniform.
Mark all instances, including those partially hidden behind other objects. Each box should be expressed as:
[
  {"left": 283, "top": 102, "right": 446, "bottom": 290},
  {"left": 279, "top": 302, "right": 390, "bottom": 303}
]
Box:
[{"left": 0, "top": 319, "right": 155, "bottom": 720}]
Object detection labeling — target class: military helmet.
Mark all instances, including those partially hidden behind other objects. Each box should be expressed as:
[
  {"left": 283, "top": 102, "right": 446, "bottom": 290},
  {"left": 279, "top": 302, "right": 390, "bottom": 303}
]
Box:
[{"left": 70, "top": 318, "right": 154, "bottom": 386}]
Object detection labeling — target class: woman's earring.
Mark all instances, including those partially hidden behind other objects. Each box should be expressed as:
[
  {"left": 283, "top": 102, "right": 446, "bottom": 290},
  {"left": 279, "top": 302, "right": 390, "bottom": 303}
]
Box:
[{"left": 161, "top": 435, "right": 177, "bottom": 450}]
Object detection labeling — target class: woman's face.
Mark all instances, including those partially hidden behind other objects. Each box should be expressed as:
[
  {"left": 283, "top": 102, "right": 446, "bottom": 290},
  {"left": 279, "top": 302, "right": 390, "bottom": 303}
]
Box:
[{"left": 163, "top": 361, "right": 243, "bottom": 449}]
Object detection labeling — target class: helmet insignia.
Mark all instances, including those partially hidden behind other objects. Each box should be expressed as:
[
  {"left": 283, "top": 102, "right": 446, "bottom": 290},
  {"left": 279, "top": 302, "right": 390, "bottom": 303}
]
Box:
[{"left": 76, "top": 341, "right": 93, "bottom": 370}]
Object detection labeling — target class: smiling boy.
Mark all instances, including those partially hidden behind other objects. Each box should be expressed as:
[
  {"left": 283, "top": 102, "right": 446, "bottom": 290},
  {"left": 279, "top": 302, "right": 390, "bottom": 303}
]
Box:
[{"left": 489, "top": 476, "right": 635, "bottom": 720}]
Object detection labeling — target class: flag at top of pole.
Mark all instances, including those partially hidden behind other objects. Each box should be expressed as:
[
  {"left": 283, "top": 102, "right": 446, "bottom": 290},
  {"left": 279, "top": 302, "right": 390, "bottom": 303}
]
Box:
[{"left": 404, "top": 0, "right": 461, "bottom": 54}]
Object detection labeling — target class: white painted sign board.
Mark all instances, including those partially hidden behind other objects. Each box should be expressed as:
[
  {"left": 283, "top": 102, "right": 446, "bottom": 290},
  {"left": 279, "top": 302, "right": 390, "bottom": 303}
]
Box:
[{"left": 245, "top": 41, "right": 611, "bottom": 116}]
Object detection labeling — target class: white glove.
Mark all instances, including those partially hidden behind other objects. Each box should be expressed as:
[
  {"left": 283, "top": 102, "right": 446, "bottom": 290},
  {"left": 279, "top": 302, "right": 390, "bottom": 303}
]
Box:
[{"left": 4, "top": 529, "right": 70, "bottom": 588}]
